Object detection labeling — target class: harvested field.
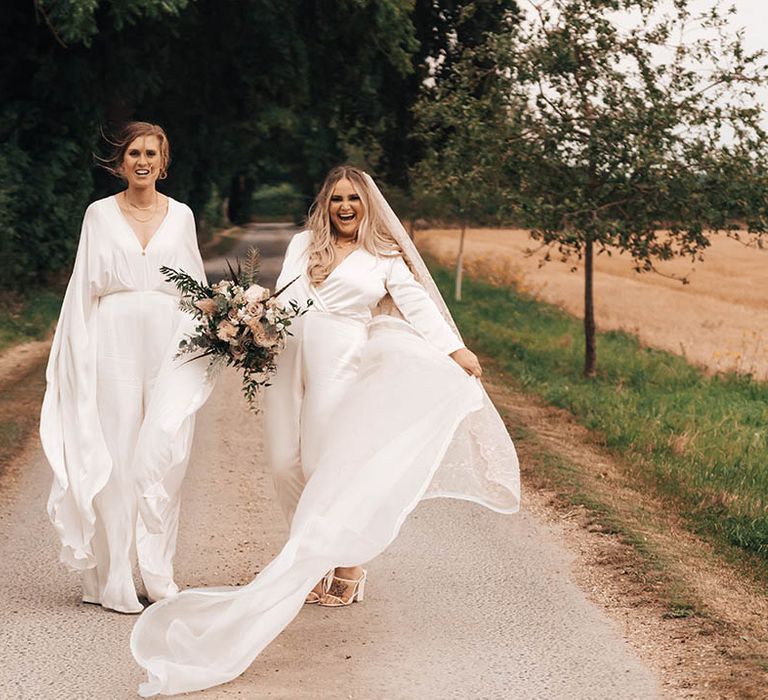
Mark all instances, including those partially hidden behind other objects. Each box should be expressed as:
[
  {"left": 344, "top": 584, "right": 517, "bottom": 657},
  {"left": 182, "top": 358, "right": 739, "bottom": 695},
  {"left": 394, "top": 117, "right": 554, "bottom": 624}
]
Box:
[{"left": 417, "top": 228, "right": 768, "bottom": 380}]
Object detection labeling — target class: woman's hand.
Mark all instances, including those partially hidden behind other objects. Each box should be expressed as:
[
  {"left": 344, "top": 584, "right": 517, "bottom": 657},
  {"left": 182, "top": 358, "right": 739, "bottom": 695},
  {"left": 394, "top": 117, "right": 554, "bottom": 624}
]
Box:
[{"left": 450, "top": 347, "right": 482, "bottom": 377}]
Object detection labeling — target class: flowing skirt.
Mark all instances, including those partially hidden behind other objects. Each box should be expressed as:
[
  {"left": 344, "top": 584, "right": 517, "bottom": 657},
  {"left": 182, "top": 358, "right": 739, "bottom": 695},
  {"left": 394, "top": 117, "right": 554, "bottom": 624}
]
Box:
[
  {"left": 131, "top": 314, "right": 491, "bottom": 695},
  {"left": 59, "top": 291, "right": 191, "bottom": 612}
]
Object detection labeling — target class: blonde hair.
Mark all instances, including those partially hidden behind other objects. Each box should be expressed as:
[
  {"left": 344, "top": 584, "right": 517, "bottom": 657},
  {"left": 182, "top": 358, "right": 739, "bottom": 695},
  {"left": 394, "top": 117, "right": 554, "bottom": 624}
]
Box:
[
  {"left": 98, "top": 121, "right": 171, "bottom": 181},
  {"left": 306, "top": 165, "right": 400, "bottom": 285}
]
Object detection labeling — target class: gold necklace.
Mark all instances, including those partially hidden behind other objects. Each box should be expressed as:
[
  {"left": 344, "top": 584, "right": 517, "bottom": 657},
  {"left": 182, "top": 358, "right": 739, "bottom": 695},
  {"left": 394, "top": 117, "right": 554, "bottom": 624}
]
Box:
[
  {"left": 333, "top": 235, "right": 357, "bottom": 249},
  {"left": 124, "top": 192, "right": 158, "bottom": 223}
]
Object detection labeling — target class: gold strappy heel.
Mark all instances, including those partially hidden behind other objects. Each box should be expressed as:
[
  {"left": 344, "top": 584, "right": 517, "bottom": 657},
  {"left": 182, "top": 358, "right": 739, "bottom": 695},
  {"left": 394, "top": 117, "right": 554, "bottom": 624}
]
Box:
[{"left": 318, "top": 570, "right": 367, "bottom": 607}]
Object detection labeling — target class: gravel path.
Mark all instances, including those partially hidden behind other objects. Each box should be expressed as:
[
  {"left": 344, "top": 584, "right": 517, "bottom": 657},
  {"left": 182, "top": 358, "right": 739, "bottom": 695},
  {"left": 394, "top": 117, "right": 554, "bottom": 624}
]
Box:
[{"left": 0, "top": 224, "right": 662, "bottom": 699}]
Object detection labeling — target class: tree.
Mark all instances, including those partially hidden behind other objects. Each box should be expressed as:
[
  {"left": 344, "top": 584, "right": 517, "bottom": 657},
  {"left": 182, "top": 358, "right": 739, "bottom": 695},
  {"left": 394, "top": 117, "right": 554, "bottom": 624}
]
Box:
[
  {"left": 374, "top": 0, "right": 521, "bottom": 190},
  {"left": 0, "top": 0, "right": 190, "bottom": 287},
  {"left": 442, "top": 0, "right": 768, "bottom": 375},
  {"left": 0, "top": 0, "right": 422, "bottom": 288},
  {"left": 412, "top": 40, "right": 514, "bottom": 301}
]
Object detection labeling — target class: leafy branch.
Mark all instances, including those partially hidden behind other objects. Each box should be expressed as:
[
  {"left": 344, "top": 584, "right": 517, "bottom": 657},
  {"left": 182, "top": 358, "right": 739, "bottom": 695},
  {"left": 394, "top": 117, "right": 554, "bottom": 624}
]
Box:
[{"left": 160, "top": 266, "right": 209, "bottom": 299}]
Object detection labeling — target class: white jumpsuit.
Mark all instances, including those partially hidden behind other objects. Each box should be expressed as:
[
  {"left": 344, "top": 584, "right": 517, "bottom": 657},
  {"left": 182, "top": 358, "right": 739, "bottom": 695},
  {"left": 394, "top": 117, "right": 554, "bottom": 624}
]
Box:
[
  {"left": 263, "top": 230, "right": 466, "bottom": 521},
  {"left": 130, "top": 230, "right": 520, "bottom": 696},
  {"left": 40, "top": 195, "right": 209, "bottom": 614}
]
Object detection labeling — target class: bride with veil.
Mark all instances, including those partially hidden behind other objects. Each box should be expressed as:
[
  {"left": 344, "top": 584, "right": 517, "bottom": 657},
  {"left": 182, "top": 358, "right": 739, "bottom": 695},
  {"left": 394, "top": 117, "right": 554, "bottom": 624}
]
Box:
[{"left": 130, "top": 166, "right": 520, "bottom": 696}]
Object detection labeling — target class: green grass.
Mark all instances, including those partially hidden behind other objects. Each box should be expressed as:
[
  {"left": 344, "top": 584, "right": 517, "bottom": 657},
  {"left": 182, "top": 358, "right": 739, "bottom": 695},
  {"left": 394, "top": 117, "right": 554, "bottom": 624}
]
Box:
[
  {"left": 202, "top": 229, "right": 243, "bottom": 259},
  {"left": 433, "top": 266, "right": 768, "bottom": 561},
  {"left": 499, "top": 395, "right": 707, "bottom": 618},
  {"left": 0, "top": 288, "right": 62, "bottom": 353}
]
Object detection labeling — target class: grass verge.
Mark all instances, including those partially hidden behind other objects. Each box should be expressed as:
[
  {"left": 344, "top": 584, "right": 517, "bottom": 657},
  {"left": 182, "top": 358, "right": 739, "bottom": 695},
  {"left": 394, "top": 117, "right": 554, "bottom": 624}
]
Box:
[
  {"left": 432, "top": 265, "right": 768, "bottom": 569},
  {"left": 482, "top": 363, "right": 768, "bottom": 696},
  {"left": 200, "top": 225, "right": 246, "bottom": 259},
  {"left": 0, "top": 288, "right": 61, "bottom": 354},
  {"left": 0, "top": 360, "right": 48, "bottom": 481}
]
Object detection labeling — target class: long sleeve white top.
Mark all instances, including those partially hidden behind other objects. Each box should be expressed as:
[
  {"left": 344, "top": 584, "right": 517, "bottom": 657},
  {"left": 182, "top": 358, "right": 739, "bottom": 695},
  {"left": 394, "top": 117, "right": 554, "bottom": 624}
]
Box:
[{"left": 276, "top": 230, "right": 465, "bottom": 355}]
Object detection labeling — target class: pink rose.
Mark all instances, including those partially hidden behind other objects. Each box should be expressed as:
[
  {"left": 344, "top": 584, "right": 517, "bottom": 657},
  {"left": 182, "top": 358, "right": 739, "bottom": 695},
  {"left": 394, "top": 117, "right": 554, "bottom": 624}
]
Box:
[
  {"left": 216, "top": 320, "right": 238, "bottom": 341},
  {"left": 246, "top": 301, "right": 264, "bottom": 318},
  {"left": 244, "top": 284, "right": 270, "bottom": 303},
  {"left": 247, "top": 318, "right": 280, "bottom": 347}
]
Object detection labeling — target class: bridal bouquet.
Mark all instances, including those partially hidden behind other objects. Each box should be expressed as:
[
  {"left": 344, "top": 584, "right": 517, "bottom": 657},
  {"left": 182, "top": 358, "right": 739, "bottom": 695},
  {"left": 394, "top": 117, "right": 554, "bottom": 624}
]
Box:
[{"left": 161, "top": 248, "right": 310, "bottom": 410}]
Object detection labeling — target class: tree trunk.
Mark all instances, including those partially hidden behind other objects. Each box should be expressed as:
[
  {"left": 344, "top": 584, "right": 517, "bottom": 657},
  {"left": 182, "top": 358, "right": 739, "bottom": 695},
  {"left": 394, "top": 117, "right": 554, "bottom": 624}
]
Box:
[
  {"left": 227, "top": 174, "right": 256, "bottom": 225},
  {"left": 584, "top": 235, "right": 597, "bottom": 377},
  {"left": 454, "top": 221, "right": 467, "bottom": 302}
]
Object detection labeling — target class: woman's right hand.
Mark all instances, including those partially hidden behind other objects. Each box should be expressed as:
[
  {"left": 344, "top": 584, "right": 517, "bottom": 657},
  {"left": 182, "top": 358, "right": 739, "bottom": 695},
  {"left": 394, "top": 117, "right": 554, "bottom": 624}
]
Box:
[{"left": 450, "top": 348, "right": 482, "bottom": 377}]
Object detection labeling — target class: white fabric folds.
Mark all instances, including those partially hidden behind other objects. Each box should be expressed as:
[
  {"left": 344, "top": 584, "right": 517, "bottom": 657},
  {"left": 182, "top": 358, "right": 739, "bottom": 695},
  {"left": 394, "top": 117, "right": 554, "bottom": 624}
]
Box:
[
  {"left": 133, "top": 308, "right": 216, "bottom": 536},
  {"left": 132, "top": 316, "right": 486, "bottom": 696},
  {"left": 40, "top": 195, "right": 214, "bottom": 609},
  {"left": 40, "top": 203, "right": 113, "bottom": 570},
  {"left": 131, "top": 175, "right": 520, "bottom": 695}
]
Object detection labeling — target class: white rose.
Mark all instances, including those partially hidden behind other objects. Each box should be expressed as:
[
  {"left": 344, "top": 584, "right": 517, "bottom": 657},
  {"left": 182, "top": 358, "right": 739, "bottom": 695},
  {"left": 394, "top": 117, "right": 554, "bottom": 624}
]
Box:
[{"left": 244, "top": 284, "right": 270, "bottom": 303}]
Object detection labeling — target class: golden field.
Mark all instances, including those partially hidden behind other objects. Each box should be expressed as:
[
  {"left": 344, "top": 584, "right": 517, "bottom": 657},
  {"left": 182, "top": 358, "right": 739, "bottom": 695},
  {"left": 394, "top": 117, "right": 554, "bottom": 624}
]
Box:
[{"left": 417, "top": 227, "right": 768, "bottom": 380}]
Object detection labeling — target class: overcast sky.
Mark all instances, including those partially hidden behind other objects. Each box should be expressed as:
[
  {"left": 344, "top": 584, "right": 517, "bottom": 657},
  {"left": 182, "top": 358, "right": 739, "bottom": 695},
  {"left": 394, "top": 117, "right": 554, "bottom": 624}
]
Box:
[
  {"left": 606, "top": 0, "right": 768, "bottom": 52},
  {"left": 641, "top": 1, "right": 768, "bottom": 127},
  {"left": 524, "top": 1, "right": 768, "bottom": 130},
  {"left": 729, "top": 0, "right": 768, "bottom": 46},
  {"left": 680, "top": 1, "right": 768, "bottom": 54}
]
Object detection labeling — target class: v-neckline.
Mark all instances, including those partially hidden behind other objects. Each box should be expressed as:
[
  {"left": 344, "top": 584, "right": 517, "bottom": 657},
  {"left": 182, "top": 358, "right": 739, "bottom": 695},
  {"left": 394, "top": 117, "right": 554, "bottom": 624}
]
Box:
[
  {"left": 322, "top": 246, "right": 361, "bottom": 284},
  {"left": 112, "top": 193, "right": 173, "bottom": 252}
]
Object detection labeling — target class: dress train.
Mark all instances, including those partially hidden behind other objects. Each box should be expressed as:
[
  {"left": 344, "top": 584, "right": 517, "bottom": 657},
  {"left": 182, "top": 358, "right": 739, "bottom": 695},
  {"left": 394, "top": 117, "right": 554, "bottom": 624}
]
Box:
[{"left": 131, "top": 316, "right": 484, "bottom": 696}]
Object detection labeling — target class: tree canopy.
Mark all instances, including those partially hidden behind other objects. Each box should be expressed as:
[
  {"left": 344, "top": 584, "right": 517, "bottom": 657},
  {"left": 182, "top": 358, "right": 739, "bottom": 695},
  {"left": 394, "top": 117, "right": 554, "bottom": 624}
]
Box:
[
  {"left": 414, "top": 0, "right": 768, "bottom": 375},
  {"left": 1, "top": 0, "right": 437, "bottom": 287}
]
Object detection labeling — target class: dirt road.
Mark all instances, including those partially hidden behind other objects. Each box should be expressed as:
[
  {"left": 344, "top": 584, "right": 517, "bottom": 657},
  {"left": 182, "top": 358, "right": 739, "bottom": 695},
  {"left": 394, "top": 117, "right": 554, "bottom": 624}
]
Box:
[
  {"left": 0, "top": 225, "right": 662, "bottom": 699},
  {"left": 418, "top": 227, "right": 768, "bottom": 380}
]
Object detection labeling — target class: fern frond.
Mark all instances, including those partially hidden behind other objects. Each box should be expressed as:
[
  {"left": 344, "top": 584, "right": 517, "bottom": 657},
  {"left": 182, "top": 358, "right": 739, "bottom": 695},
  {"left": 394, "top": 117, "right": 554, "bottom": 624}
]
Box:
[
  {"left": 161, "top": 266, "right": 209, "bottom": 299},
  {"left": 241, "top": 246, "right": 261, "bottom": 287}
]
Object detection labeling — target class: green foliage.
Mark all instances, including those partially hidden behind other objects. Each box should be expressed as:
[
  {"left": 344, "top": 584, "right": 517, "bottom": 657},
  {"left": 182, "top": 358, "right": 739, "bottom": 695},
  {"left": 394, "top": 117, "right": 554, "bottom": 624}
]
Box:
[
  {"left": 34, "top": 0, "right": 190, "bottom": 46},
  {"left": 412, "top": 39, "right": 515, "bottom": 225},
  {"left": 2, "top": 0, "right": 432, "bottom": 290},
  {"left": 411, "top": 3, "right": 520, "bottom": 299},
  {"left": 431, "top": 263, "right": 768, "bottom": 560},
  {"left": 159, "top": 265, "right": 208, "bottom": 300},
  {"left": 417, "top": 0, "right": 768, "bottom": 373},
  {"left": 251, "top": 184, "right": 308, "bottom": 222},
  {"left": 199, "top": 184, "right": 227, "bottom": 240},
  {"left": 375, "top": 0, "right": 520, "bottom": 188},
  {"left": 492, "top": 0, "right": 768, "bottom": 261},
  {"left": 0, "top": 1, "right": 186, "bottom": 288}
]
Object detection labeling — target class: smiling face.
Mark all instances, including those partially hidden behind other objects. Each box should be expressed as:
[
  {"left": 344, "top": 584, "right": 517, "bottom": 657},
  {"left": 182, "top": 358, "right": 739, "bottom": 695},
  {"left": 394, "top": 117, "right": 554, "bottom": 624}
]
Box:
[
  {"left": 120, "top": 135, "right": 164, "bottom": 190},
  {"left": 329, "top": 178, "right": 364, "bottom": 238}
]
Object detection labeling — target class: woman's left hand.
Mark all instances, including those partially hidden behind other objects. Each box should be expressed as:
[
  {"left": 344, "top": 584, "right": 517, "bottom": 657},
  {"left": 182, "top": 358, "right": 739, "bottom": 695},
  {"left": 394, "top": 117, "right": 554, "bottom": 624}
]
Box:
[{"left": 450, "top": 348, "right": 482, "bottom": 377}]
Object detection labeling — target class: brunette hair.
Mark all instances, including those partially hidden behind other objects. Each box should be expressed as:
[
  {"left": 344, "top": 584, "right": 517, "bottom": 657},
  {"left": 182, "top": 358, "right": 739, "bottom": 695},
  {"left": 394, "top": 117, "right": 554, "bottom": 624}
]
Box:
[
  {"left": 306, "top": 165, "right": 400, "bottom": 285},
  {"left": 98, "top": 121, "right": 171, "bottom": 180}
]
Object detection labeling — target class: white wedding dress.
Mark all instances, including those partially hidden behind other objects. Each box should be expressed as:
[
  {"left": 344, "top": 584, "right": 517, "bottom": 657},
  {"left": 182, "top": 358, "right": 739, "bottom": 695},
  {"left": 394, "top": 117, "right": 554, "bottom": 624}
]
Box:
[
  {"left": 40, "top": 195, "right": 213, "bottom": 614},
  {"left": 130, "top": 183, "right": 520, "bottom": 695}
]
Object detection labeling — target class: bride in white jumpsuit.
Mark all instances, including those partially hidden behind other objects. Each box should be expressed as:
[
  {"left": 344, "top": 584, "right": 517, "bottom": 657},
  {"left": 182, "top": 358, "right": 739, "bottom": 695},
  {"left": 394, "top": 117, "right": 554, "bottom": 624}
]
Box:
[
  {"left": 130, "top": 166, "right": 520, "bottom": 695},
  {"left": 40, "top": 123, "right": 212, "bottom": 614}
]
